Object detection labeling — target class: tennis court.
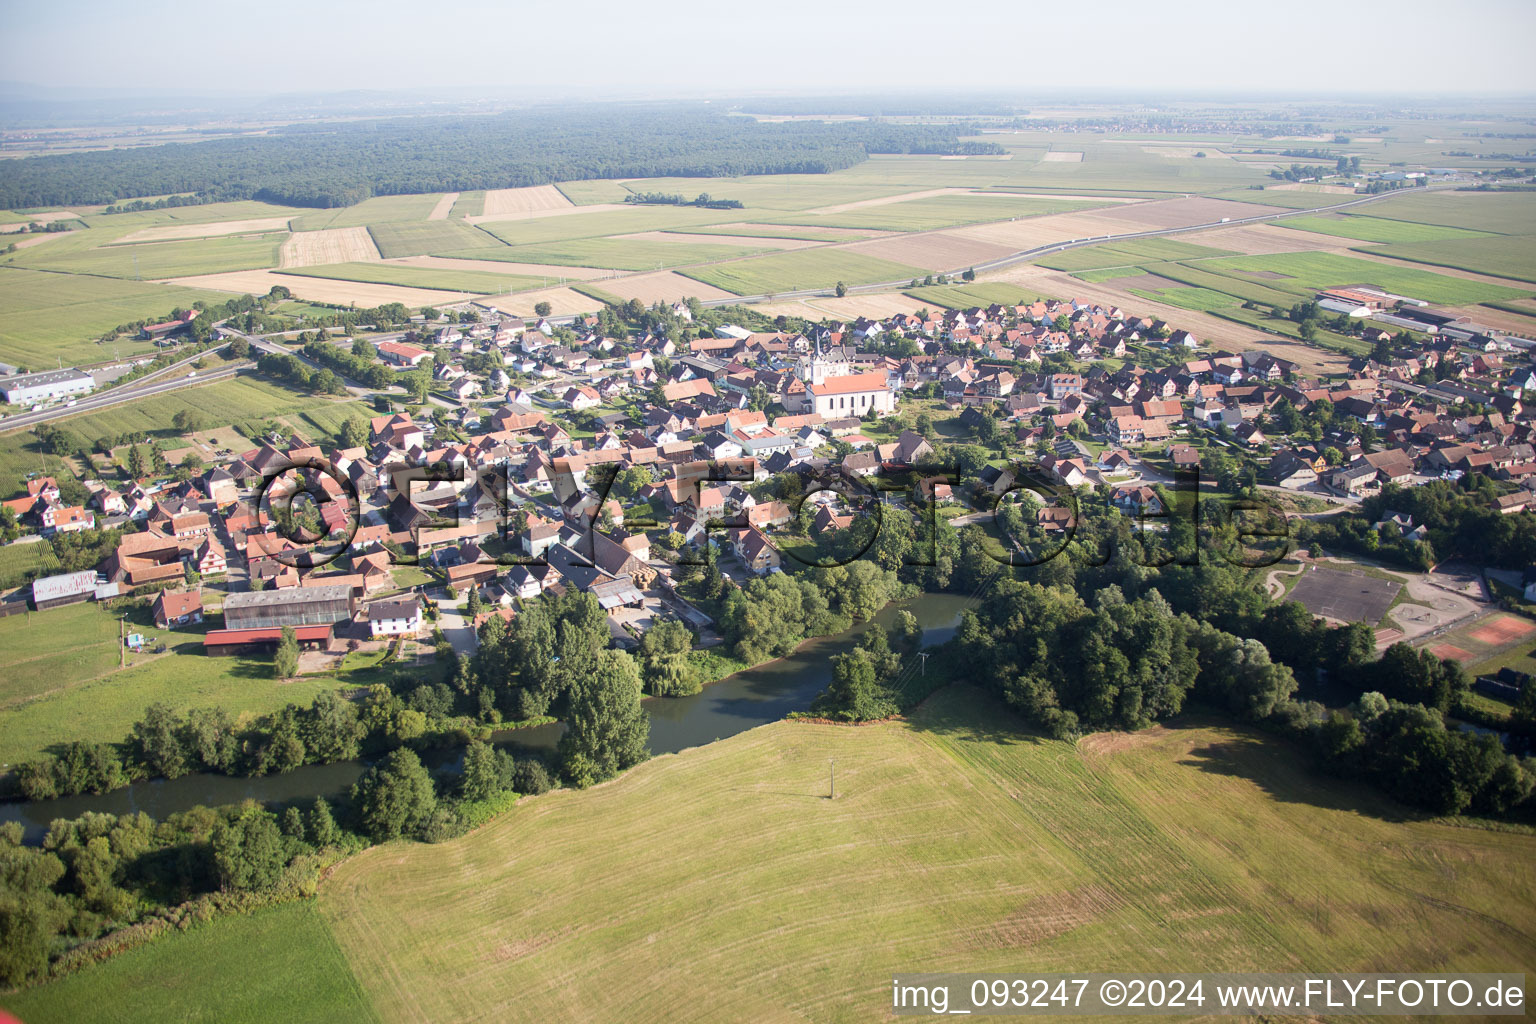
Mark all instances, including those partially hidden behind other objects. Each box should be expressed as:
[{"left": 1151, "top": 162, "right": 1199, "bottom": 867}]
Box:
[
  {"left": 1469, "top": 616, "right": 1536, "bottom": 645},
  {"left": 1288, "top": 566, "right": 1401, "bottom": 624}
]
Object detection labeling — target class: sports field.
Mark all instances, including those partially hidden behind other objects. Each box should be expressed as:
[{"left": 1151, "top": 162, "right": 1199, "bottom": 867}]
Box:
[
  {"left": 1287, "top": 566, "right": 1402, "bottom": 624},
  {"left": 14, "top": 687, "right": 1530, "bottom": 1023}
]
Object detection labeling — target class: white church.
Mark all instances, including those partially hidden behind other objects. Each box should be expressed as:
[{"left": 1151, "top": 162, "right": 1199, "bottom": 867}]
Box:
[{"left": 792, "top": 336, "right": 894, "bottom": 418}]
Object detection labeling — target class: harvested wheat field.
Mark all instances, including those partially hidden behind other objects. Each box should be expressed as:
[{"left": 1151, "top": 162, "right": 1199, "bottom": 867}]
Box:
[
  {"left": 120, "top": 217, "right": 295, "bottom": 244},
  {"left": 842, "top": 231, "right": 1017, "bottom": 273},
  {"left": 481, "top": 286, "right": 602, "bottom": 318},
  {"left": 613, "top": 230, "right": 819, "bottom": 251},
  {"left": 2, "top": 232, "right": 71, "bottom": 251},
  {"left": 479, "top": 185, "right": 575, "bottom": 218},
  {"left": 279, "top": 227, "right": 381, "bottom": 268},
  {"left": 1112, "top": 197, "right": 1286, "bottom": 230},
  {"left": 585, "top": 271, "right": 736, "bottom": 304},
  {"left": 385, "top": 256, "right": 612, "bottom": 280},
  {"left": 952, "top": 210, "right": 1150, "bottom": 250},
  {"left": 165, "top": 269, "right": 463, "bottom": 307},
  {"left": 427, "top": 193, "right": 459, "bottom": 220},
  {"left": 1040, "top": 150, "right": 1084, "bottom": 162},
  {"left": 793, "top": 292, "right": 935, "bottom": 319},
  {"left": 1190, "top": 223, "right": 1355, "bottom": 255}
]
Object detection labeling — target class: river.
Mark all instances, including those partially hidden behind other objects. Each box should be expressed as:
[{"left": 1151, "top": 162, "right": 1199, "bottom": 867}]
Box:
[{"left": 0, "top": 593, "right": 972, "bottom": 842}]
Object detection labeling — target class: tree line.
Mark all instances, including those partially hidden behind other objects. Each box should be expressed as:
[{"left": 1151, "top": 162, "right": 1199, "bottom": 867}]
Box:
[{"left": 0, "top": 108, "right": 1003, "bottom": 210}]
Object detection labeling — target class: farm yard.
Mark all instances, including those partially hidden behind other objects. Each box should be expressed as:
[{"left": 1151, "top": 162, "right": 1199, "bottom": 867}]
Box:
[{"left": 12, "top": 687, "right": 1533, "bottom": 1024}]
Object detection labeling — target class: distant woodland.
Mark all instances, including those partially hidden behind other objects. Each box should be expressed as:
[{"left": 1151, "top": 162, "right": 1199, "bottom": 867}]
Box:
[{"left": 0, "top": 108, "right": 1003, "bottom": 210}]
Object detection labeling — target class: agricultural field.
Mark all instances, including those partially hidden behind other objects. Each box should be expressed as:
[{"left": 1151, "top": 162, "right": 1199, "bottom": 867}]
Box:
[
  {"left": 32, "top": 687, "right": 1532, "bottom": 1024},
  {"left": 1036, "top": 237, "right": 1238, "bottom": 271},
  {"left": 1213, "top": 187, "right": 1364, "bottom": 210},
  {"left": 276, "top": 261, "right": 547, "bottom": 295},
  {"left": 3, "top": 901, "right": 378, "bottom": 1024},
  {"left": 1194, "top": 251, "right": 1534, "bottom": 305},
  {"left": 366, "top": 220, "right": 495, "bottom": 259},
  {"left": 13, "top": 232, "right": 286, "bottom": 280},
  {"left": 279, "top": 227, "right": 381, "bottom": 268},
  {"left": 496, "top": 237, "right": 771, "bottom": 271},
  {"left": 0, "top": 266, "right": 227, "bottom": 368},
  {"left": 669, "top": 223, "right": 874, "bottom": 243},
  {"left": 1273, "top": 213, "right": 1492, "bottom": 245},
  {"left": 0, "top": 602, "right": 136, "bottom": 713},
  {"left": 0, "top": 539, "right": 62, "bottom": 591},
  {"left": 471, "top": 206, "right": 739, "bottom": 248},
  {"left": 2, "top": 376, "right": 371, "bottom": 455},
  {"left": 293, "top": 193, "right": 445, "bottom": 231},
  {"left": 1128, "top": 284, "right": 1243, "bottom": 311},
  {"left": 1362, "top": 234, "right": 1536, "bottom": 286},
  {"left": 1359, "top": 191, "right": 1536, "bottom": 236},
  {"left": 478, "top": 185, "right": 574, "bottom": 218},
  {"left": 903, "top": 282, "right": 1046, "bottom": 309},
  {"left": 766, "top": 193, "right": 1103, "bottom": 232},
  {"left": 448, "top": 191, "right": 486, "bottom": 218},
  {"left": 553, "top": 180, "right": 637, "bottom": 205},
  {"left": 680, "top": 248, "right": 925, "bottom": 295}
]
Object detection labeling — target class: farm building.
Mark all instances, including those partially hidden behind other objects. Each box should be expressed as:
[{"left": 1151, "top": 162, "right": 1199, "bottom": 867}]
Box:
[
  {"left": 203, "top": 623, "right": 333, "bottom": 656},
  {"left": 30, "top": 570, "right": 99, "bottom": 610},
  {"left": 222, "top": 584, "right": 355, "bottom": 630},
  {"left": 0, "top": 368, "right": 94, "bottom": 405}
]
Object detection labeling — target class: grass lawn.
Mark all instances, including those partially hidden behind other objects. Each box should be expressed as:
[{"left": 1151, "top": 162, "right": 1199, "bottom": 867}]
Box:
[
  {"left": 1, "top": 900, "right": 379, "bottom": 1024},
  {"left": 1360, "top": 234, "right": 1536, "bottom": 286},
  {"left": 16, "top": 233, "right": 286, "bottom": 279},
  {"left": 0, "top": 539, "right": 62, "bottom": 590},
  {"left": 903, "top": 282, "right": 1048, "bottom": 309},
  {"left": 1469, "top": 641, "right": 1536, "bottom": 682},
  {"left": 0, "top": 266, "right": 229, "bottom": 368},
  {"left": 499, "top": 237, "right": 770, "bottom": 271},
  {"left": 1274, "top": 213, "right": 1492, "bottom": 245},
  {"left": 277, "top": 261, "right": 547, "bottom": 294},
  {"left": 366, "top": 220, "right": 496, "bottom": 259},
  {"left": 0, "top": 602, "right": 125, "bottom": 713},
  {"left": 303, "top": 686, "right": 1536, "bottom": 1023},
  {"left": 681, "top": 249, "right": 926, "bottom": 296},
  {"left": 763, "top": 194, "right": 1101, "bottom": 232},
  {"left": 1191, "top": 251, "right": 1532, "bottom": 305}
]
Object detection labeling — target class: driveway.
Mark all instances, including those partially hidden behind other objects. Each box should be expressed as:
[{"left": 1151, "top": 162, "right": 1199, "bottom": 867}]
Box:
[{"left": 436, "top": 598, "right": 480, "bottom": 656}]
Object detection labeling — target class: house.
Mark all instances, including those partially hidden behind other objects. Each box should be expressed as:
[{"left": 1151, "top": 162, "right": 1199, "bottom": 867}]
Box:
[
  {"left": 368, "top": 596, "right": 423, "bottom": 637},
  {"left": 152, "top": 589, "right": 204, "bottom": 629},
  {"left": 733, "top": 527, "right": 782, "bottom": 574},
  {"left": 1266, "top": 451, "right": 1318, "bottom": 488},
  {"left": 42, "top": 505, "right": 94, "bottom": 536},
  {"left": 377, "top": 341, "right": 431, "bottom": 367},
  {"left": 1111, "top": 485, "right": 1163, "bottom": 515},
  {"left": 563, "top": 385, "right": 601, "bottom": 411}
]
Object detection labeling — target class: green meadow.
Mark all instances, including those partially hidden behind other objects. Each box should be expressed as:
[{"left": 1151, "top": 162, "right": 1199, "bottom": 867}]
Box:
[{"left": 681, "top": 248, "right": 925, "bottom": 295}]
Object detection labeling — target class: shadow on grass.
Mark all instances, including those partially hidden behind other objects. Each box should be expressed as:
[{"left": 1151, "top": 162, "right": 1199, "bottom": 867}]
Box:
[
  {"left": 1177, "top": 731, "right": 1417, "bottom": 824},
  {"left": 901, "top": 684, "right": 1045, "bottom": 748}
]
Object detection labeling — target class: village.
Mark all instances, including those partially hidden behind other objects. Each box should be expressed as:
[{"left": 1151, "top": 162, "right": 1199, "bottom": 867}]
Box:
[{"left": 3, "top": 281, "right": 1535, "bottom": 680}]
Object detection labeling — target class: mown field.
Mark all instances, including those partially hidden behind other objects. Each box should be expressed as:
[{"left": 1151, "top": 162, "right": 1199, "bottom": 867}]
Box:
[
  {"left": 498, "top": 237, "right": 770, "bottom": 271},
  {"left": 277, "top": 261, "right": 548, "bottom": 294},
  {"left": 681, "top": 248, "right": 925, "bottom": 295},
  {"left": 22, "top": 687, "right": 1530, "bottom": 1024},
  {"left": 293, "top": 193, "right": 445, "bottom": 231},
  {"left": 3, "top": 901, "right": 378, "bottom": 1024},
  {"left": 366, "top": 220, "right": 494, "bottom": 259},
  {"left": 0, "top": 266, "right": 225, "bottom": 367},
  {"left": 0, "top": 600, "right": 360, "bottom": 765},
  {"left": 15, "top": 232, "right": 286, "bottom": 280}
]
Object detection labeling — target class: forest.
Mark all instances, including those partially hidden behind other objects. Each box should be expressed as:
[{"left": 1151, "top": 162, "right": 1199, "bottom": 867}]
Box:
[{"left": 0, "top": 107, "right": 1003, "bottom": 210}]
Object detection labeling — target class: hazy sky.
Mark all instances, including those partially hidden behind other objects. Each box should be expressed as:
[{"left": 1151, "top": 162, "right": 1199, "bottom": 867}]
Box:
[{"left": 4, "top": 0, "right": 1534, "bottom": 98}]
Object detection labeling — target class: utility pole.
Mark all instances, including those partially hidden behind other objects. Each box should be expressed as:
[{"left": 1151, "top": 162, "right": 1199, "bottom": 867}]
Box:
[
  {"left": 828, "top": 758, "right": 835, "bottom": 800},
  {"left": 918, "top": 652, "right": 928, "bottom": 676}
]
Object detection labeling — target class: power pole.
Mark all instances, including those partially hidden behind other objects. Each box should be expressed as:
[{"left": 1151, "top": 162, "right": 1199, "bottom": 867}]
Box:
[
  {"left": 828, "top": 758, "right": 835, "bottom": 800},
  {"left": 918, "top": 652, "right": 928, "bottom": 676}
]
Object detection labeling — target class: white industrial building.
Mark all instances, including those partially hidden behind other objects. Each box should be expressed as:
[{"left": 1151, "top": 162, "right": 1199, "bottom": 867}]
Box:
[{"left": 0, "top": 368, "right": 94, "bottom": 405}]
